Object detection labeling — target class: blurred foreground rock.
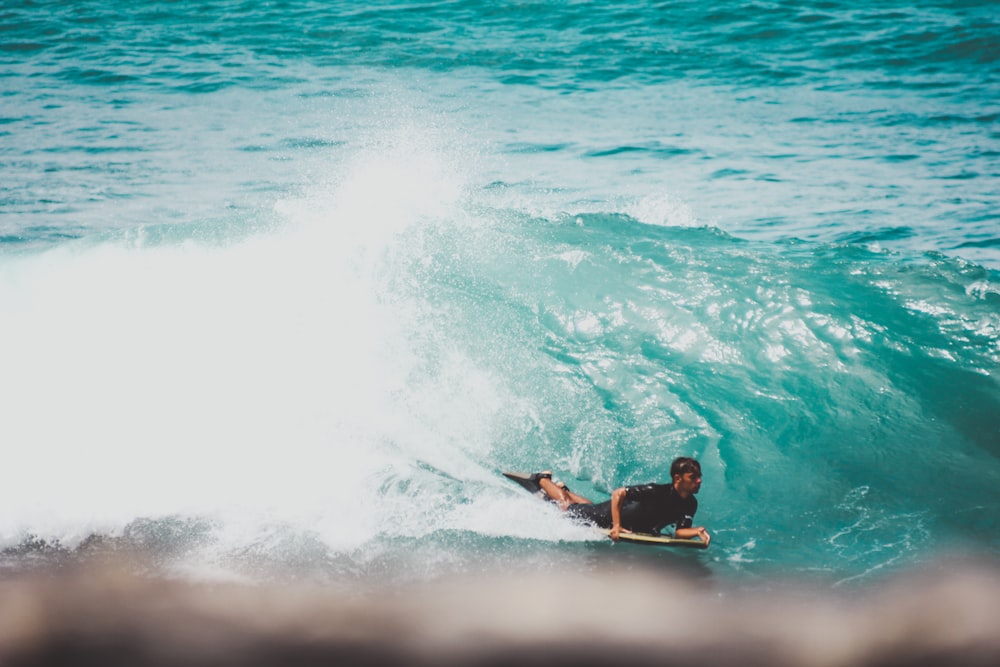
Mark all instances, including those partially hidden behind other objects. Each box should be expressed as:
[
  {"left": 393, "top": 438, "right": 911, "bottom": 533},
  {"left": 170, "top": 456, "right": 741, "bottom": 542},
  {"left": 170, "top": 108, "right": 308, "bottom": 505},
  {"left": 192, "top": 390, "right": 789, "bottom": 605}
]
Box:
[{"left": 1, "top": 559, "right": 998, "bottom": 667}]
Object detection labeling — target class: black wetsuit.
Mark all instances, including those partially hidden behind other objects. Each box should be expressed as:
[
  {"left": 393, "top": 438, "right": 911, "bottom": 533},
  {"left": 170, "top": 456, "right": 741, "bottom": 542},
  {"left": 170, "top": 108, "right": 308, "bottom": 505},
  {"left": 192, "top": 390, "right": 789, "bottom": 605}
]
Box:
[{"left": 566, "top": 483, "right": 696, "bottom": 534}]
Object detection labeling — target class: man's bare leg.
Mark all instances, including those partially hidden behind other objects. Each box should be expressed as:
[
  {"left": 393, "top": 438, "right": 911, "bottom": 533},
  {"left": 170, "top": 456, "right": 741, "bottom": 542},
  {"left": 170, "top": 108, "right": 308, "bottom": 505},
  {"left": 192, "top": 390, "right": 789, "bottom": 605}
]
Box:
[{"left": 538, "top": 476, "right": 593, "bottom": 511}]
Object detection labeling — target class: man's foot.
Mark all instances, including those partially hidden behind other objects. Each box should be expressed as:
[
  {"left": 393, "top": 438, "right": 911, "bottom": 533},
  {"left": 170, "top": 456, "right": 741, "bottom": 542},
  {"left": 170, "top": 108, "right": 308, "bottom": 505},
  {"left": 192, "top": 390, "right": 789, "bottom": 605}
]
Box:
[{"left": 528, "top": 471, "right": 571, "bottom": 492}]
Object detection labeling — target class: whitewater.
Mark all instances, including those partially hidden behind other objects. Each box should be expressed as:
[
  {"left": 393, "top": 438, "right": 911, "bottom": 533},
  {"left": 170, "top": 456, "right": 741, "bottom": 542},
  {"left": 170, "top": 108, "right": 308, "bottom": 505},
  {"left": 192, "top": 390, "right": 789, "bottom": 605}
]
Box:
[{"left": 1, "top": 1, "right": 998, "bottom": 590}]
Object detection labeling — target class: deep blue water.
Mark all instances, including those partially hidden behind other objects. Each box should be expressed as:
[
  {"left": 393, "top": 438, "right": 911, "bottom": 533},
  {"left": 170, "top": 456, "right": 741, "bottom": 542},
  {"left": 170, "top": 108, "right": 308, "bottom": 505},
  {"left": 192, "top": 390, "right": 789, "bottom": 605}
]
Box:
[{"left": 1, "top": 0, "right": 998, "bottom": 587}]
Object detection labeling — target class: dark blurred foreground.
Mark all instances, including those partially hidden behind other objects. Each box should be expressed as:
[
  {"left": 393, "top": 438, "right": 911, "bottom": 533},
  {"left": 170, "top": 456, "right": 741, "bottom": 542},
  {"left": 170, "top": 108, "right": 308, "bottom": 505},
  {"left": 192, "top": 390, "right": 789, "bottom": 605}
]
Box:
[{"left": 1, "top": 559, "right": 998, "bottom": 667}]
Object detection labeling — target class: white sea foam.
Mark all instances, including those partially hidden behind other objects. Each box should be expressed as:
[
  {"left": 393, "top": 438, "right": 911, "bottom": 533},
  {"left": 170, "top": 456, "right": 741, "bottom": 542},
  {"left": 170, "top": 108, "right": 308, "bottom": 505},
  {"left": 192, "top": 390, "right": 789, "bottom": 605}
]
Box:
[{"left": 0, "top": 129, "right": 514, "bottom": 564}]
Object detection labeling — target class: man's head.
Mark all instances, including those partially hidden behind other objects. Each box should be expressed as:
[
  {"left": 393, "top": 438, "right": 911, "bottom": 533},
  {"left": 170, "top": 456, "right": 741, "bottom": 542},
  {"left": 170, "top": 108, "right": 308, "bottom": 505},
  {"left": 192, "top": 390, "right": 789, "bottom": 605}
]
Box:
[{"left": 670, "top": 457, "right": 702, "bottom": 497}]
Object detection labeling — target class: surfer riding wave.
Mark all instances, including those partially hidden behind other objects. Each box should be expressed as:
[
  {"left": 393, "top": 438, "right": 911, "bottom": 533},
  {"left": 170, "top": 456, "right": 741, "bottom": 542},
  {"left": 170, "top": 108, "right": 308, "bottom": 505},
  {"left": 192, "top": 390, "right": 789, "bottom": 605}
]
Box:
[{"left": 534, "top": 457, "right": 710, "bottom": 545}]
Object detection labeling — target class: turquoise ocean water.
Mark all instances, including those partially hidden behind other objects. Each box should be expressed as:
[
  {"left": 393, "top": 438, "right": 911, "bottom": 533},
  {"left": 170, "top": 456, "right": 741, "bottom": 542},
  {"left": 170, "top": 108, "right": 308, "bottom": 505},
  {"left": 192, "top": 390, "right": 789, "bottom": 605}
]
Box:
[{"left": 2, "top": 0, "right": 998, "bottom": 587}]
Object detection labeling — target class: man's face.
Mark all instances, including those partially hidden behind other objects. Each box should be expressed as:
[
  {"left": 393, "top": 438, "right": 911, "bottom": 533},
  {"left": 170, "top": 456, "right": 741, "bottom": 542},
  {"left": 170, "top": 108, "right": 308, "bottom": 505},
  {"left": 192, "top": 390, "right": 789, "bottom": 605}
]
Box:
[{"left": 674, "top": 470, "right": 702, "bottom": 496}]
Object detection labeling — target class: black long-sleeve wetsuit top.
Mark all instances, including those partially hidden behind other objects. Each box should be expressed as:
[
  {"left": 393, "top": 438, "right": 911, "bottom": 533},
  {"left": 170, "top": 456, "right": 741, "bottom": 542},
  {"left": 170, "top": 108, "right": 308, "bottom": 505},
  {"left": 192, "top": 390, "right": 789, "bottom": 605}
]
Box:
[{"left": 567, "top": 483, "right": 696, "bottom": 534}]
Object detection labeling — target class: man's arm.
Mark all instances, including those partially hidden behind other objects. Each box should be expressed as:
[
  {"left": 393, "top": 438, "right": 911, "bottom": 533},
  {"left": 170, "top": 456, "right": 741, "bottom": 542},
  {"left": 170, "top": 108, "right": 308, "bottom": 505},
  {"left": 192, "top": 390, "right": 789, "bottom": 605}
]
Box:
[
  {"left": 675, "top": 526, "right": 711, "bottom": 545},
  {"left": 608, "top": 487, "right": 631, "bottom": 541}
]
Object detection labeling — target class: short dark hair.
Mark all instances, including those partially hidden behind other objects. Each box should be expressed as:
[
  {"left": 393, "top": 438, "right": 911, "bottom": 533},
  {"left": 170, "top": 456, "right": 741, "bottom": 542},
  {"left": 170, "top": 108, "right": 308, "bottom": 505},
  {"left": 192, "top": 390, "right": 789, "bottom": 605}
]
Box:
[{"left": 670, "top": 457, "right": 701, "bottom": 478}]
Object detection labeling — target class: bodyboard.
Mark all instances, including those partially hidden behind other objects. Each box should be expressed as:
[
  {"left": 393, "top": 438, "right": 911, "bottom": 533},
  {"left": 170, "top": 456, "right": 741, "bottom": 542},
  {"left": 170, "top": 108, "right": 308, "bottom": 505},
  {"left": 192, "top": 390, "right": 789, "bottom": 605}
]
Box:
[
  {"left": 602, "top": 528, "right": 708, "bottom": 549},
  {"left": 503, "top": 471, "right": 708, "bottom": 549}
]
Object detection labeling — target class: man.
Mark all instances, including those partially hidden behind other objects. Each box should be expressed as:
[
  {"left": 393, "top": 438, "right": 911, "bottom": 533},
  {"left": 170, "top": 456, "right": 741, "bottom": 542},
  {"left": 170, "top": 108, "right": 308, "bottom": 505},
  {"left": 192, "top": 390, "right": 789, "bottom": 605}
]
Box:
[{"left": 535, "top": 457, "right": 710, "bottom": 545}]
